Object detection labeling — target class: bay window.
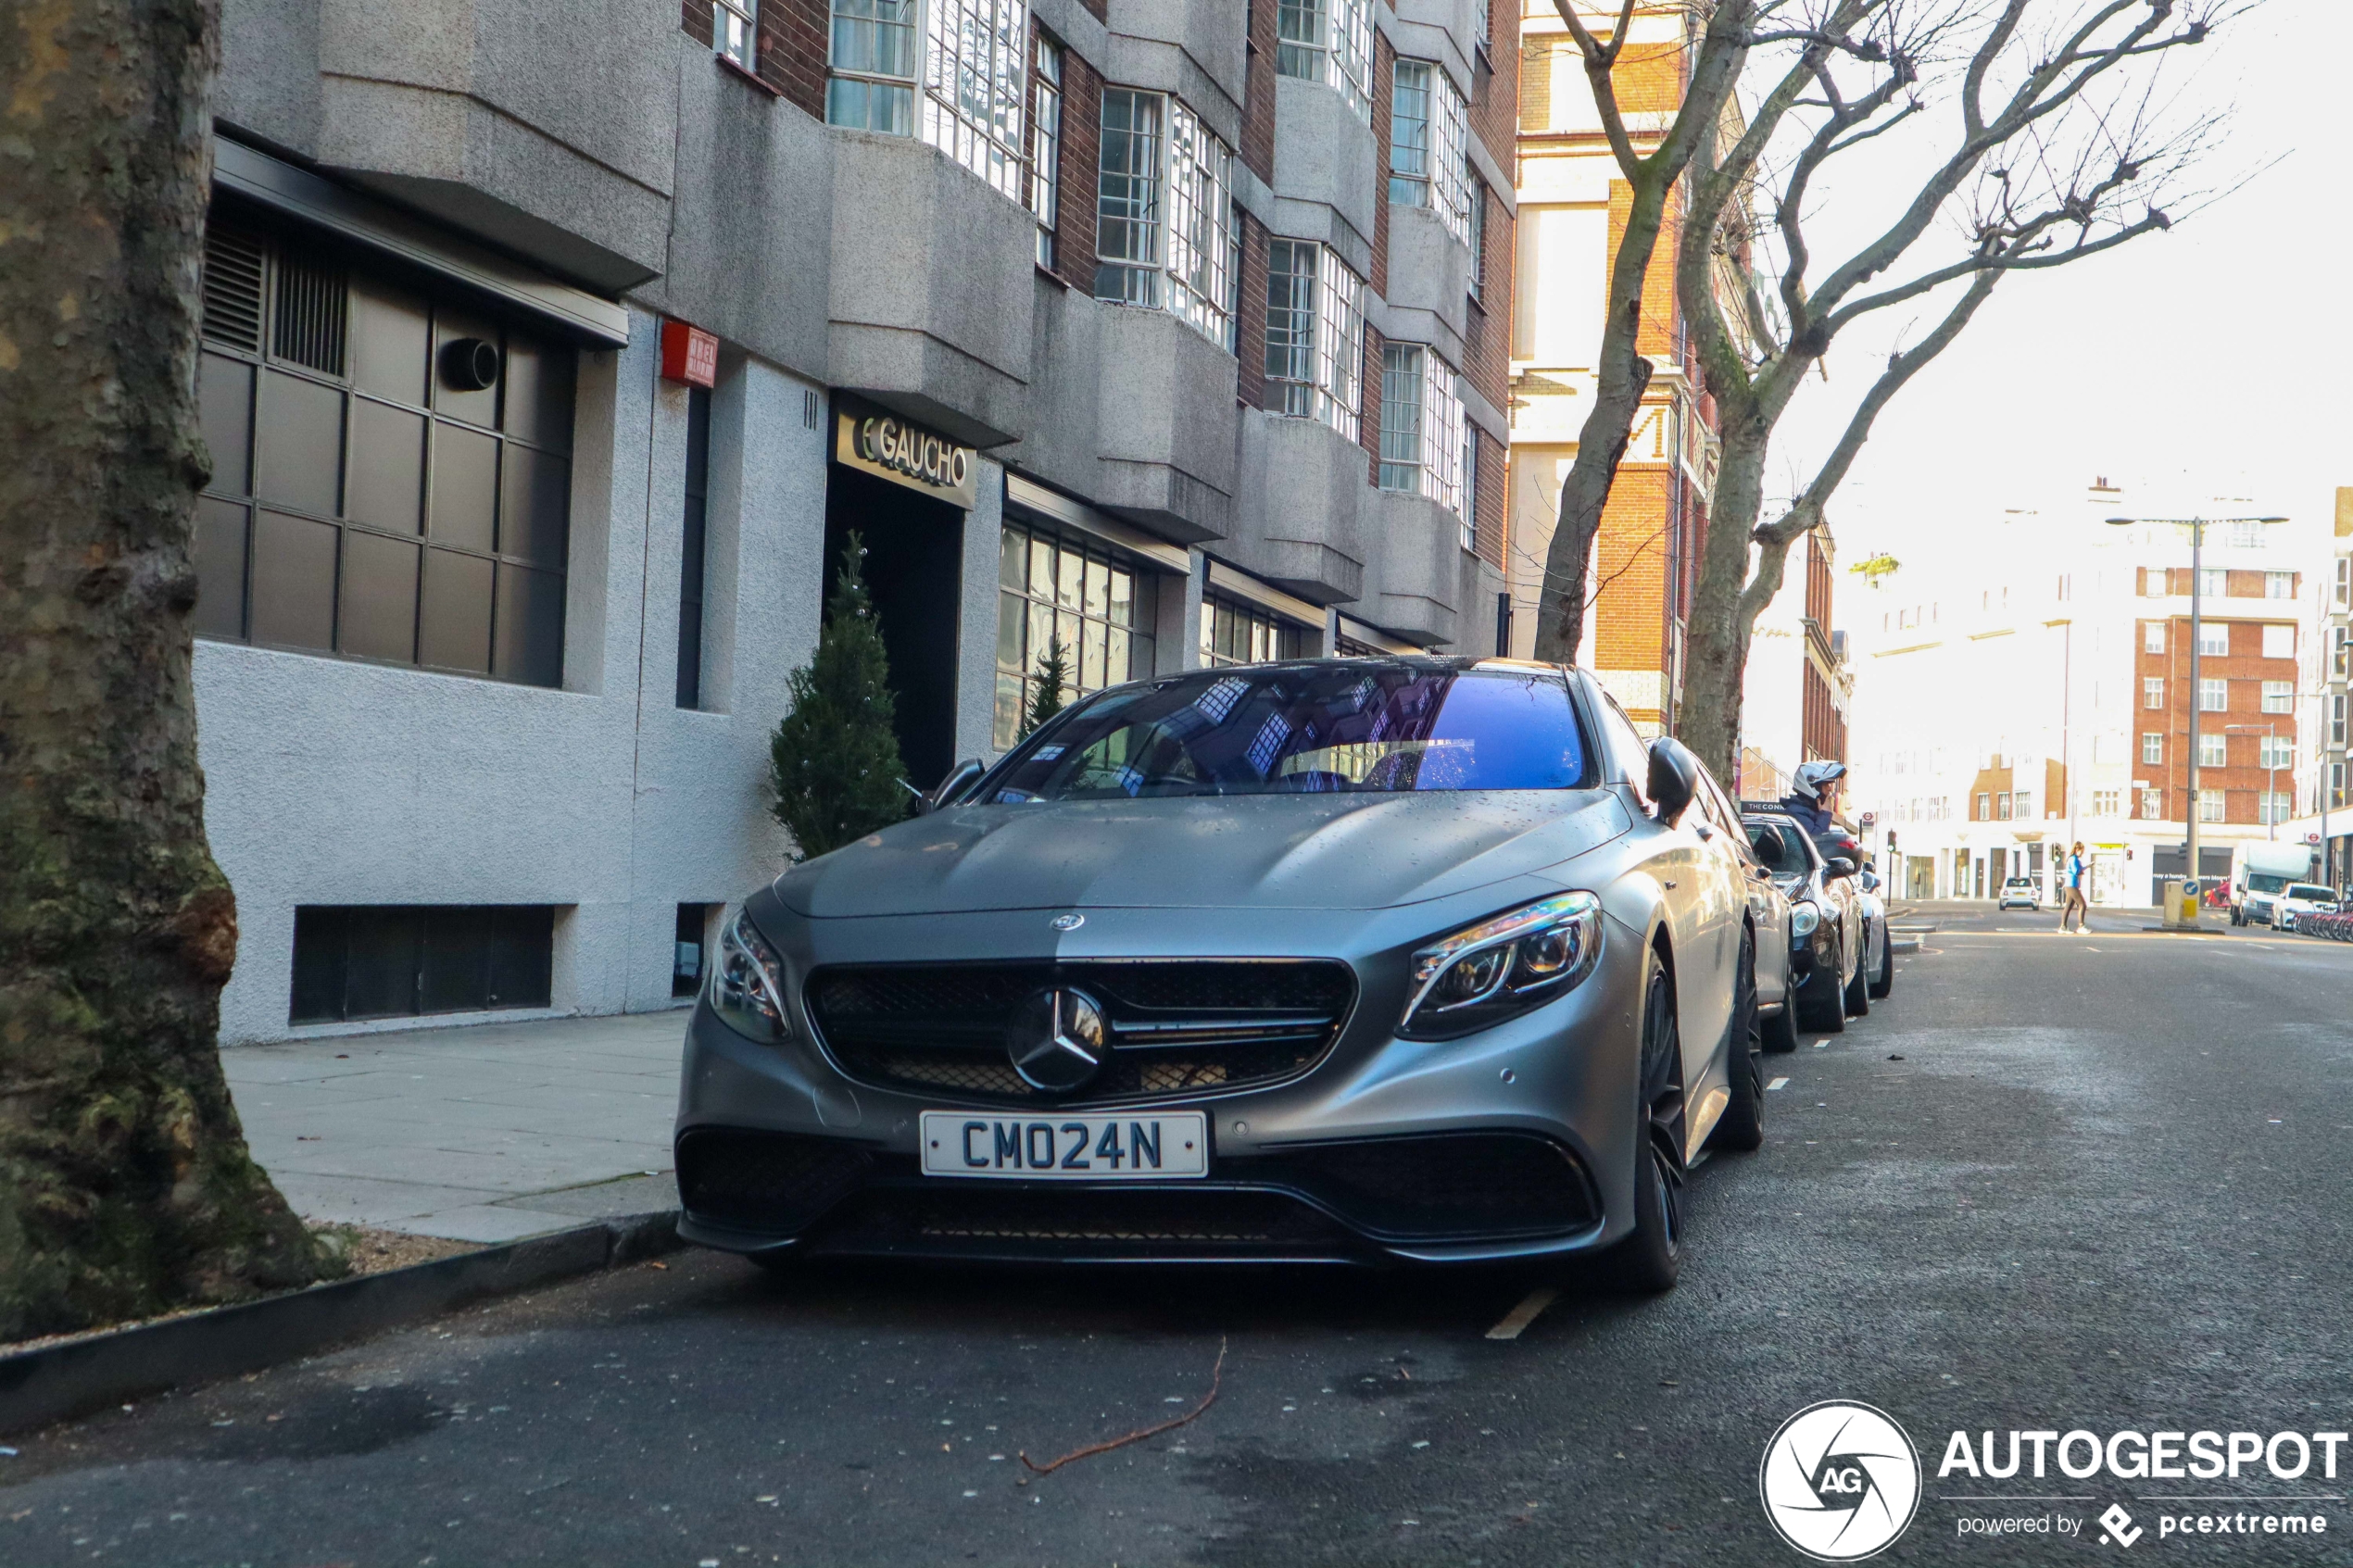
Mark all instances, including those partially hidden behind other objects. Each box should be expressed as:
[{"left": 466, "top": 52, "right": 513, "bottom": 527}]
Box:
[
  {"left": 827, "top": 0, "right": 918, "bottom": 132},
  {"left": 828, "top": 0, "right": 1032, "bottom": 206},
  {"left": 1388, "top": 61, "right": 1470, "bottom": 243},
  {"left": 1277, "top": 0, "right": 1373, "bottom": 122},
  {"left": 1265, "top": 239, "right": 1364, "bottom": 440},
  {"left": 1164, "top": 100, "right": 1237, "bottom": 342},
  {"left": 1378, "top": 344, "right": 1466, "bottom": 519},
  {"left": 1095, "top": 89, "right": 1163, "bottom": 305},
  {"left": 1030, "top": 36, "right": 1063, "bottom": 267},
  {"left": 1092, "top": 90, "right": 1237, "bottom": 346}
]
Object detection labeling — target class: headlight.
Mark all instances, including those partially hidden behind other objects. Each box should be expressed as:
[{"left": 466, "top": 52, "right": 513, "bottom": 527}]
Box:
[
  {"left": 1790, "top": 901, "right": 1821, "bottom": 938},
  {"left": 711, "top": 909, "right": 792, "bottom": 1044},
  {"left": 1399, "top": 892, "right": 1603, "bottom": 1040}
]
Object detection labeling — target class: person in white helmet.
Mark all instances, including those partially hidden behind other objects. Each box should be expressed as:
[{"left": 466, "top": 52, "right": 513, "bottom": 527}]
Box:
[{"left": 1779, "top": 759, "right": 1846, "bottom": 835}]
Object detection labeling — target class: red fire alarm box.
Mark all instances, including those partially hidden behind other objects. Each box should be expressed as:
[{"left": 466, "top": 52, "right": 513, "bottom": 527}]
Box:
[{"left": 661, "top": 320, "right": 718, "bottom": 388}]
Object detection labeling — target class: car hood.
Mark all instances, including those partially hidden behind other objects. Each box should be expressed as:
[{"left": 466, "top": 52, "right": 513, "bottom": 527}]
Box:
[{"left": 772, "top": 790, "right": 1636, "bottom": 917}]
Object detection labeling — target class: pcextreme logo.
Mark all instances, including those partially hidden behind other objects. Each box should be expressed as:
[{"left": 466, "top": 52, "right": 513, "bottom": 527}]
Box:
[{"left": 1760, "top": 1401, "right": 1924, "bottom": 1562}]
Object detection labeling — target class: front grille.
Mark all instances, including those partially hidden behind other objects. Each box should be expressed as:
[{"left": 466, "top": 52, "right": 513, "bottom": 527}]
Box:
[
  {"left": 674, "top": 1128, "right": 874, "bottom": 1231},
  {"left": 1231, "top": 1132, "right": 1599, "bottom": 1239},
  {"left": 805, "top": 960, "right": 1355, "bottom": 1105},
  {"left": 811, "top": 1187, "right": 1352, "bottom": 1256}
]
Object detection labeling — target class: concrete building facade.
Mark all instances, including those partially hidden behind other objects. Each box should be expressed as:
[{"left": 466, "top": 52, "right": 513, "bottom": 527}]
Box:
[{"left": 195, "top": 0, "right": 1519, "bottom": 1042}]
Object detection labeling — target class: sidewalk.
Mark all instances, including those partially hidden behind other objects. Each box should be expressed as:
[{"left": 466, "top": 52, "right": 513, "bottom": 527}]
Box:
[{"left": 222, "top": 1010, "right": 688, "bottom": 1244}]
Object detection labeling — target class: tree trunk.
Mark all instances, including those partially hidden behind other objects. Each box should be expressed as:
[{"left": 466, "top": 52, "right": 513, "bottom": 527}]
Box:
[
  {"left": 1676, "top": 418, "right": 1774, "bottom": 784},
  {"left": 0, "top": 0, "right": 330, "bottom": 1339},
  {"left": 1529, "top": 176, "right": 1661, "bottom": 666}
]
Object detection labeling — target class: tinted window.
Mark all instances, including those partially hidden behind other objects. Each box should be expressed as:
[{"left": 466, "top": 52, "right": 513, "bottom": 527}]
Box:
[
  {"left": 2247, "top": 873, "right": 2290, "bottom": 894},
  {"left": 1745, "top": 820, "right": 1814, "bottom": 876},
  {"left": 987, "top": 665, "right": 1592, "bottom": 800},
  {"left": 2287, "top": 884, "right": 2333, "bottom": 901}
]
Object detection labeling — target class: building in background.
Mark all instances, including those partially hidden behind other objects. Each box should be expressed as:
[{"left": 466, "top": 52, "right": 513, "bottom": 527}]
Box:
[
  {"left": 1848, "top": 483, "right": 2306, "bottom": 904},
  {"left": 1739, "top": 524, "right": 1850, "bottom": 801},
  {"left": 2293, "top": 487, "right": 2353, "bottom": 889},
  {"left": 192, "top": 0, "right": 1519, "bottom": 1042},
  {"left": 1505, "top": 1, "right": 1720, "bottom": 735}
]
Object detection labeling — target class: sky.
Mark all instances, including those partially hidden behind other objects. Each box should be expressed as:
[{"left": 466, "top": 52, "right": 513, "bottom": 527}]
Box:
[{"left": 1750, "top": 0, "right": 2345, "bottom": 571}]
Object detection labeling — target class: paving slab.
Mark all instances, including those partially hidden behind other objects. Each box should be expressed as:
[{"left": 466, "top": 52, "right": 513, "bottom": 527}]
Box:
[{"left": 224, "top": 1010, "right": 686, "bottom": 1238}]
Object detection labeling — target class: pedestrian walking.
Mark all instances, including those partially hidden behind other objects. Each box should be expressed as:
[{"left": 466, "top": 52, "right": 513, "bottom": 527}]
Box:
[{"left": 2057, "top": 842, "right": 2090, "bottom": 933}]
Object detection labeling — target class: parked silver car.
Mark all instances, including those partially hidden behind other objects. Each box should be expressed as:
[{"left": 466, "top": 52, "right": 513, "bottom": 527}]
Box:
[
  {"left": 675, "top": 659, "right": 1771, "bottom": 1292},
  {"left": 1741, "top": 809, "right": 1867, "bottom": 1039}
]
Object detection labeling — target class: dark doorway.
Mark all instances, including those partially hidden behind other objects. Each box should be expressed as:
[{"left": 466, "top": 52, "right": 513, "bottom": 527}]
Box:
[{"left": 824, "top": 463, "right": 965, "bottom": 788}]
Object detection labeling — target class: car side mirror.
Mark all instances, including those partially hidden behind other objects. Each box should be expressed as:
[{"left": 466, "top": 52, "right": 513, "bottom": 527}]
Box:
[
  {"left": 919, "top": 758, "right": 986, "bottom": 815},
  {"left": 1826, "top": 857, "right": 1856, "bottom": 880},
  {"left": 1644, "top": 737, "right": 1700, "bottom": 827}
]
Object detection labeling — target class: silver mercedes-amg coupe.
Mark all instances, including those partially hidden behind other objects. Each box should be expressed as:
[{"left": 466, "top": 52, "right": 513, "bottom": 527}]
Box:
[{"left": 674, "top": 658, "right": 1773, "bottom": 1291}]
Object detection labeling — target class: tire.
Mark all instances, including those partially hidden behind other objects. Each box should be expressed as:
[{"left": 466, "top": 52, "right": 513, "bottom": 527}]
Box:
[
  {"left": 1712, "top": 927, "right": 1765, "bottom": 1152},
  {"left": 1760, "top": 996, "right": 1801, "bottom": 1053},
  {"left": 1867, "top": 926, "right": 1894, "bottom": 999},
  {"left": 1604, "top": 952, "right": 1684, "bottom": 1294},
  {"left": 1843, "top": 929, "right": 1871, "bottom": 1017},
  {"left": 1796, "top": 942, "right": 1846, "bottom": 1035}
]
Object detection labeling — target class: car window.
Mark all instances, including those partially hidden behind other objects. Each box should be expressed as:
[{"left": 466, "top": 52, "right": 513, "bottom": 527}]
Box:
[
  {"left": 986, "top": 665, "right": 1594, "bottom": 801},
  {"left": 2247, "top": 874, "right": 2290, "bottom": 894},
  {"left": 2288, "top": 884, "right": 2333, "bottom": 901},
  {"left": 1587, "top": 684, "right": 1654, "bottom": 799},
  {"left": 1744, "top": 820, "right": 1812, "bottom": 876}
]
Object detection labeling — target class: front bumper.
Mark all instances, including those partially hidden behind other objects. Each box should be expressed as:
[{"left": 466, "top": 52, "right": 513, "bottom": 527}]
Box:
[{"left": 672, "top": 895, "right": 1646, "bottom": 1267}]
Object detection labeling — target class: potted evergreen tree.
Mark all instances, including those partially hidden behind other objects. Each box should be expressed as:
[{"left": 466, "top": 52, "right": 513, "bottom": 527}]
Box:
[
  {"left": 1021, "top": 637, "right": 1071, "bottom": 739},
  {"left": 769, "top": 533, "right": 911, "bottom": 859}
]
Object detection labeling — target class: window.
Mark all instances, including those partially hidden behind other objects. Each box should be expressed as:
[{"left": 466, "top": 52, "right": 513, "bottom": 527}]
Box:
[
  {"left": 1466, "top": 174, "right": 1486, "bottom": 300},
  {"left": 2198, "top": 677, "right": 2228, "bottom": 712},
  {"left": 1199, "top": 595, "right": 1304, "bottom": 669},
  {"left": 1264, "top": 239, "right": 1365, "bottom": 438},
  {"left": 2259, "top": 734, "right": 2295, "bottom": 769},
  {"left": 827, "top": 0, "right": 918, "bottom": 132},
  {"left": 2262, "top": 679, "right": 2293, "bottom": 713},
  {"left": 995, "top": 521, "right": 1162, "bottom": 749},
  {"left": 677, "top": 385, "right": 711, "bottom": 709},
  {"left": 2138, "top": 787, "right": 2161, "bottom": 819},
  {"left": 2198, "top": 568, "right": 2226, "bottom": 598},
  {"left": 673, "top": 903, "right": 715, "bottom": 998},
  {"left": 2267, "top": 571, "right": 2295, "bottom": 599},
  {"left": 1993, "top": 791, "right": 2010, "bottom": 821},
  {"left": 2144, "top": 677, "right": 2164, "bottom": 709},
  {"left": 2261, "top": 790, "right": 2293, "bottom": 825},
  {"left": 2198, "top": 790, "right": 2225, "bottom": 823},
  {"left": 1093, "top": 90, "right": 1235, "bottom": 345},
  {"left": 1974, "top": 792, "right": 1990, "bottom": 821},
  {"left": 1030, "top": 36, "right": 1063, "bottom": 268},
  {"left": 713, "top": 0, "right": 755, "bottom": 69},
  {"left": 2334, "top": 626, "right": 2350, "bottom": 679},
  {"left": 921, "top": 0, "right": 1030, "bottom": 200},
  {"left": 1095, "top": 88, "right": 1162, "bottom": 305},
  {"left": 2336, "top": 693, "right": 2348, "bottom": 748},
  {"left": 289, "top": 905, "right": 554, "bottom": 1024},
  {"left": 2334, "top": 760, "right": 2347, "bottom": 809},
  {"left": 1164, "top": 99, "right": 1237, "bottom": 342},
  {"left": 2142, "top": 732, "right": 2163, "bottom": 765},
  {"left": 2196, "top": 731, "right": 2225, "bottom": 769},
  {"left": 1461, "top": 419, "right": 1478, "bottom": 553},
  {"left": 2197, "top": 621, "right": 2228, "bottom": 657},
  {"left": 1277, "top": 0, "right": 1373, "bottom": 122},
  {"left": 1378, "top": 344, "right": 1466, "bottom": 518},
  {"left": 2263, "top": 622, "right": 2295, "bottom": 659},
  {"left": 2093, "top": 788, "right": 2121, "bottom": 817},
  {"left": 2015, "top": 790, "right": 2034, "bottom": 820},
  {"left": 2227, "top": 521, "right": 2268, "bottom": 549},
  {"left": 2143, "top": 621, "right": 2165, "bottom": 653},
  {"left": 1389, "top": 61, "right": 1470, "bottom": 243},
  {"left": 2337, "top": 558, "right": 2350, "bottom": 609},
  {"left": 195, "top": 222, "right": 574, "bottom": 687}
]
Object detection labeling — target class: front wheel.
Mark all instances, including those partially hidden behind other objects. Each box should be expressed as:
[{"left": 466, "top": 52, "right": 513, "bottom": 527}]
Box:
[
  {"left": 1712, "top": 928, "right": 1765, "bottom": 1153},
  {"left": 1843, "top": 932, "right": 1871, "bottom": 1017},
  {"left": 1603, "top": 952, "right": 1683, "bottom": 1294},
  {"left": 1796, "top": 944, "right": 1846, "bottom": 1034}
]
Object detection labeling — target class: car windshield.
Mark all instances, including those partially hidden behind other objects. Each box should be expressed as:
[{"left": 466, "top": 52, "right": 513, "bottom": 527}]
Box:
[
  {"left": 2247, "top": 873, "right": 2291, "bottom": 894},
  {"left": 2006, "top": 879, "right": 2032, "bottom": 888},
  {"left": 982, "top": 665, "right": 1592, "bottom": 801},
  {"left": 2287, "top": 884, "right": 2334, "bottom": 901},
  {"left": 1744, "top": 820, "right": 1814, "bottom": 877}
]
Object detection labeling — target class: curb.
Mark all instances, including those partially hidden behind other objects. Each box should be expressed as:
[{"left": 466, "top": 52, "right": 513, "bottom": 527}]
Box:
[
  {"left": 1890, "top": 937, "right": 1922, "bottom": 955},
  {"left": 0, "top": 1210, "right": 685, "bottom": 1437}
]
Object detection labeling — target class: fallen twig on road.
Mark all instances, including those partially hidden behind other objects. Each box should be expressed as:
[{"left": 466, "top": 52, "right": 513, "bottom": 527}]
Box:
[{"left": 1018, "top": 1337, "right": 1227, "bottom": 1475}]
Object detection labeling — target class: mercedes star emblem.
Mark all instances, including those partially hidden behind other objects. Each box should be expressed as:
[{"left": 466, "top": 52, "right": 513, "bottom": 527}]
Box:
[
  {"left": 1005, "top": 987, "right": 1108, "bottom": 1093},
  {"left": 1051, "top": 912, "right": 1085, "bottom": 931}
]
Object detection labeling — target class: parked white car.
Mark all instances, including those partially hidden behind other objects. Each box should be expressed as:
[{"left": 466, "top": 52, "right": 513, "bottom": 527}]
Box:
[
  {"left": 1995, "top": 875, "right": 2041, "bottom": 911},
  {"left": 2273, "top": 883, "right": 2341, "bottom": 931}
]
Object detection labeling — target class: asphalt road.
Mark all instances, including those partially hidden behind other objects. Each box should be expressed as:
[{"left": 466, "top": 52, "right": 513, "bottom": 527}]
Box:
[{"left": 6, "top": 904, "right": 2352, "bottom": 1566}]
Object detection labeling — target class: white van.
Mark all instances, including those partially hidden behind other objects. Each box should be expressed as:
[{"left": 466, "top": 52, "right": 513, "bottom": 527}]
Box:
[{"left": 2231, "top": 842, "right": 2315, "bottom": 927}]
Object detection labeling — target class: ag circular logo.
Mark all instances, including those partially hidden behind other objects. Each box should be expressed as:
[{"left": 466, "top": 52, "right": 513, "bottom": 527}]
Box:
[{"left": 1759, "top": 1401, "right": 1920, "bottom": 1562}]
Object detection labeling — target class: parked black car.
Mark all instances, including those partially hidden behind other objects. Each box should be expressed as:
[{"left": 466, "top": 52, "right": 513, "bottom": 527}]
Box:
[{"left": 1740, "top": 808, "right": 1866, "bottom": 1044}]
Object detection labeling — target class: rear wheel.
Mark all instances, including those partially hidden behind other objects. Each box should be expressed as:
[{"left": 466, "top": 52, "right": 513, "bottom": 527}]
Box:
[
  {"left": 1843, "top": 931, "right": 1871, "bottom": 1017},
  {"left": 1868, "top": 927, "right": 1894, "bottom": 999},
  {"left": 1604, "top": 952, "right": 1684, "bottom": 1294},
  {"left": 1712, "top": 928, "right": 1765, "bottom": 1153}
]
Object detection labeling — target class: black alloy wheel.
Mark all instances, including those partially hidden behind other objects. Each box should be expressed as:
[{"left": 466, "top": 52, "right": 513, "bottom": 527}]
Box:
[
  {"left": 1843, "top": 929, "right": 1871, "bottom": 1018},
  {"left": 1712, "top": 926, "right": 1765, "bottom": 1152},
  {"left": 1605, "top": 950, "right": 1685, "bottom": 1293},
  {"left": 1868, "top": 925, "right": 1894, "bottom": 999},
  {"left": 1797, "top": 938, "right": 1846, "bottom": 1034}
]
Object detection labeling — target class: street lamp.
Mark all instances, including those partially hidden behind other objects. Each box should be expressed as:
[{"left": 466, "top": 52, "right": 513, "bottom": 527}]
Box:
[
  {"left": 2107, "top": 513, "right": 2291, "bottom": 920},
  {"left": 2223, "top": 722, "right": 2279, "bottom": 841}
]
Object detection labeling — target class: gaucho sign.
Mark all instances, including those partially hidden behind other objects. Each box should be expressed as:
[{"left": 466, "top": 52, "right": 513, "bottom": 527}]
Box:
[{"left": 835, "top": 402, "right": 977, "bottom": 508}]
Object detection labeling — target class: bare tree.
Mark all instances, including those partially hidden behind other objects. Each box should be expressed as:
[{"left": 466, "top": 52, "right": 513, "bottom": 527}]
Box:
[
  {"left": 0, "top": 0, "right": 330, "bottom": 1337},
  {"left": 1674, "top": 0, "right": 2241, "bottom": 778},
  {"left": 1530, "top": 0, "right": 1888, "bottom": 664}
]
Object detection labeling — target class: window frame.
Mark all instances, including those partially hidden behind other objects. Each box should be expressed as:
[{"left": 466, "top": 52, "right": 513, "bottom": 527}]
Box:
[
  {"left": 1030, "top": 32, "right": 1063, "bottom": 269},
  {"left": 1263, "top": 238, "right": 1365, "bottom": 439},
  {"left": 994, "top": 518, "right": 1164, "bottom": 749},
  {"left": 2261, "top": 679, "right": 2293, "bottom": 714},
  {"left": 1198, "top": 593, "right": 1306, "bottom": 669},
  {"left": 825, "top": 0, "right": 920, "bottom": 133},
  {"left": 1276, "top": 0, "right": 1373, "bottom": 122},
  {"left": 713, "top": 0, "right": 757, "bottom": 69}
]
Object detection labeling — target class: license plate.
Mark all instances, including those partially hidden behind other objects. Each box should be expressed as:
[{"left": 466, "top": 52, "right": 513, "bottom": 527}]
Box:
[{"left": 919, "top": 1111, "right": 1209, "bottom": 1179}]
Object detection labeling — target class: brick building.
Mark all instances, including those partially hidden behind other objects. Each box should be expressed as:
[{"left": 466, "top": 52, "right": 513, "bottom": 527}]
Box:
[
  {"left": 1504, "top": 2, "right": 1718, "bottom": 734},
  {"left": 191, "top": 0, "right": 1519, "bottom": 1041}
]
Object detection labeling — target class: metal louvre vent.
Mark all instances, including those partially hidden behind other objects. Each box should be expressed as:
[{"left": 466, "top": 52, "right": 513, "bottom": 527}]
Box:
[
  {"left": 200, "top": 225, "right": 266, "bottom": 351},
  {"left": 674, "top": 1128, "right": 874, "bottom": 1231},
  {"left": 271, "top": 249, "right": 346, "bottom": 375},
  {"left": 805, "top": 959, "right": 1356, "bottom": 1106},
  {"left": 1237, "top": 1133, "right": 1599, "bottom": 1239}
]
